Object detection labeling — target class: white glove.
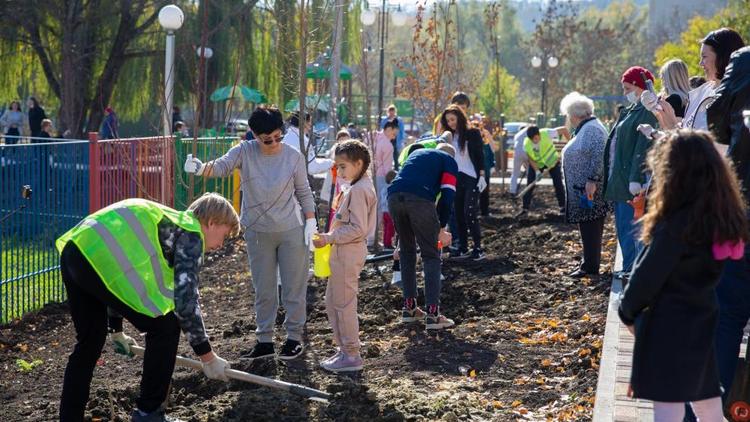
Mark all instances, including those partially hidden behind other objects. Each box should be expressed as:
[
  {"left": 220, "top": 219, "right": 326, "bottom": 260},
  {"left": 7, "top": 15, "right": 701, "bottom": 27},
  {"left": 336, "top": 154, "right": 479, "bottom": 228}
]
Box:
[
  {"left": 477, "top": 176, "right": 487, "bottom": 193},
  {"left": 640, "top": 91, "right": 661, "bottom": 112},
  {"left": 439, "top": 131, "right": 453, "bottom": 144},
  {"left": 110, "top": 332, "right": 138, "bottom": 357},
  {"left": 304, "top": 218, "right": 318, "bottom": 251},
  {"left": 628, "top": 182, "right": 643, "bottom": 196},
  {"left": 637, "top": 124, "right": 655, "bottom": 139},
  {"left": 201, "top": 354, "right": 230, "bottom": 382},
  {"left": 184, "top": 154, "right": 205, "bottom": 176}
]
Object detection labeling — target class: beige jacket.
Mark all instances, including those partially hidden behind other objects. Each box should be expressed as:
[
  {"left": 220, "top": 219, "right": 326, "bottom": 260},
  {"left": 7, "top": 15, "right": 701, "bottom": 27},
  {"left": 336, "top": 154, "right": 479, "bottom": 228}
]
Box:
[{"left": 330, "top": 175, "right": 377, "bottom": 245}]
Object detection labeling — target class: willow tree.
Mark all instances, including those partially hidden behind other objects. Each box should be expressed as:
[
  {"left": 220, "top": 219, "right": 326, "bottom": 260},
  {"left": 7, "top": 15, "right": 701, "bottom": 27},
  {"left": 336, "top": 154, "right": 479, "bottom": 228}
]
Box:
[{"left": 0, "top": 0, "right": 174, "bottom": 137}]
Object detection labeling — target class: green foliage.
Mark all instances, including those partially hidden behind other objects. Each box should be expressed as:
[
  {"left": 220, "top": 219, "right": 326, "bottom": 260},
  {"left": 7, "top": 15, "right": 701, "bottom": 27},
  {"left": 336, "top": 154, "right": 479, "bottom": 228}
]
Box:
[
  {"left": 16, "top": 359, "right": 43, "bottom": 372},
  {"left": 475, "top": 65, "right": 520, "bottom": 118},
  {"left": 653, "top": 0, "right": 750, "bottom": 80},
  {"left": 654, "top": 13, "right": 726, "bottom": 78}
]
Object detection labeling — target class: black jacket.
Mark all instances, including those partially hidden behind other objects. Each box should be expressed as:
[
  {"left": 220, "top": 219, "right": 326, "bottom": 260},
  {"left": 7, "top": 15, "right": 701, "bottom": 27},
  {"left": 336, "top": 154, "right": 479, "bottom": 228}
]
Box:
[
  {"left": 456, "top": 128, "right": 484, "bottom": 178},
  {"left": 708, "top": 46, "right": 750, "bottom": 204},
  {"left": 28, "top": 106, "right": 46, "bottom": 137},
  {"left": 618, "top": 209, "right": 724, "bottom": 401}
]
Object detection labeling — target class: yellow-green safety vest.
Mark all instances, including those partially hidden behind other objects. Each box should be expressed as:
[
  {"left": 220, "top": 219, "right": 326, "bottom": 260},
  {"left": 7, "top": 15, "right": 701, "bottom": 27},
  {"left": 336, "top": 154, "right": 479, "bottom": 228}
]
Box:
[
  {"left": 56, "top": 198, "right": 204, "bottom": 317},
  {"left": 523, "top": 130, "right": 558, "bottom": 169}
]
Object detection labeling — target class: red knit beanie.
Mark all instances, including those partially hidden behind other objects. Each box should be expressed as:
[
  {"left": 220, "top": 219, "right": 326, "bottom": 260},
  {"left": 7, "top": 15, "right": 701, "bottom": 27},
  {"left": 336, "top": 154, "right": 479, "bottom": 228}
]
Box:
[{"left": 621, "top": 66, "right": 654, "bottom": 90}]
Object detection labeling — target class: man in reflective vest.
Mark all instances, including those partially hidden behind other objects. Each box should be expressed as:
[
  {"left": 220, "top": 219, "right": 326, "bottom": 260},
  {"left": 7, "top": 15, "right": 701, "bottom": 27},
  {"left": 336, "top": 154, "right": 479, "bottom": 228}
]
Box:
[
  {"left": 56, "top": 193, "right": 239, "bottom": 422},
  {"left": 519, "top": 125, "right": 568, "bottom": 216}
]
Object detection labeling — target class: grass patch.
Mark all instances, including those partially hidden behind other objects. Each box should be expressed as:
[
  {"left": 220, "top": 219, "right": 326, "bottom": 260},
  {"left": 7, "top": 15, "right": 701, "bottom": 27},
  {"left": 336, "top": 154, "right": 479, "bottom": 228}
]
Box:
[{"left": 1, "top": 242, "right": 65, "bottom": 324}]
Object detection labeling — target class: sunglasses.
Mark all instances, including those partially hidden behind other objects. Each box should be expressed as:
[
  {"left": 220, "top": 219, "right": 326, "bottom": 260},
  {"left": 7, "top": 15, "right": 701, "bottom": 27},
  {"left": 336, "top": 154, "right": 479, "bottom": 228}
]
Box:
[{"left": 257, "top": 133, "right": 283, "bottom": 144}]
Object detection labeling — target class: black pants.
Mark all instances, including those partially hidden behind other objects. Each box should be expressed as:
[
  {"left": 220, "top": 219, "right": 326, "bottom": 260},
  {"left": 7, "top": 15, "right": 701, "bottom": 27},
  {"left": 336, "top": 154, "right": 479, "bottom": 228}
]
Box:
[
  {"left": 479, "top": 171, "right": 491, "bottom": 216},
  {"left": 578, "top": 217, "right": 605, "bottom": 274},
  {"left": 388, "top": 193, "right": 442, "bottom": 306},
  {"left": 455, "top": 172, "right": 482, "bottom": 252},
  {"left": 522, "top": 164, "right": 565, "bottom": 210},
  {"left": 4, "top": 127, "right": 20, "bottom": 145},
  {"left": 391, "top": 138, "right": 399, "bottom": 171},
  {"left": 59, "top": 243, "right": 181, "bottom": 421}
]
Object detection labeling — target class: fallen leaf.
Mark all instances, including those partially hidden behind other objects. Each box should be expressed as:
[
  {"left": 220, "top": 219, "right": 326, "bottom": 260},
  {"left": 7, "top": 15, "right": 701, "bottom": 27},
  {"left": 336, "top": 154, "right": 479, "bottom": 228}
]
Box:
[
  {"left": 541, "top": 358, "right": 552, "bottom": 367},
  {"left": 511, "top": 400, "right": 522, "bottom": 408}
]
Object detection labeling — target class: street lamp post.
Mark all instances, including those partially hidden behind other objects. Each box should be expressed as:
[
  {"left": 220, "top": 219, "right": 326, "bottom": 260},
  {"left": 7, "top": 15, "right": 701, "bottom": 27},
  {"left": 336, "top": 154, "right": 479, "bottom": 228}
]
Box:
[
  {"left": 361, "top": 2, "right": 406, "bottom": 127},
  {"left": 196, "top": 46, "right": 213, "bottom": 130},
  {"left": 159, "top": 5, "right": 184, "bottom": 137},
  {"left": 531, "top": 55, "right": 559, "bottom": 124}
]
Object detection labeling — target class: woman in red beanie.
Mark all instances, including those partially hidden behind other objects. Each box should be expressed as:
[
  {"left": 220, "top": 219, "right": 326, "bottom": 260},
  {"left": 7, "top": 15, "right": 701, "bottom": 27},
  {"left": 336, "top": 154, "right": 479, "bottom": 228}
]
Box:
[{"left": 602, "top": 66, "right": 658, "bottom": 279}]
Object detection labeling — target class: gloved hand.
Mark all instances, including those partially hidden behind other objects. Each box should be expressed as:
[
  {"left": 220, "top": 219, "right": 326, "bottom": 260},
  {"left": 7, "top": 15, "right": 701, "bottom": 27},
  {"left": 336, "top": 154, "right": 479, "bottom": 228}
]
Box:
[
  {"left": 439, "top": 131, "right": 453, "bottom": 145},
  {"left": 534, "top": 172, "right": 545, "bottom": 183},
  {"left": 637, "top": 124, "right": 655, "bottom": 139},
  {"left": 184, "top": 154, "right": 205, "bottom": 176},
  {"left": 201, "top": 353, "right": 230, "bottom": 382},
  {"left": 628, "top": 182, "right": 643, "bottom": 196},
  {"left": 304, "top": 218, "right": 318, "bottom": 251},
  {"left": 110, "top": 332, "right": 138, "bottom": 357},
  {"left": 477, "top": 177, "right": 487, "bottom": 193},
  {"left": 640, "top": 91, "right": 661, "bottom": 112}
]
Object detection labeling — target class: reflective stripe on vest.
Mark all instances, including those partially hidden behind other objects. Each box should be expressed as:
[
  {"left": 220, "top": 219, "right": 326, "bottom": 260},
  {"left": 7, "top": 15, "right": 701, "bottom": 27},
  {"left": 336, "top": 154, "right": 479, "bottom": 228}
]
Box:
[
  {"left": 113, "top": 207, "right": 172, "bottom": 300},
  {"left": 80, "top": 217, "right": 164, "bottom": 316},
  {"left": 526, "top": 131, "right": 558, "bottom": 168}
]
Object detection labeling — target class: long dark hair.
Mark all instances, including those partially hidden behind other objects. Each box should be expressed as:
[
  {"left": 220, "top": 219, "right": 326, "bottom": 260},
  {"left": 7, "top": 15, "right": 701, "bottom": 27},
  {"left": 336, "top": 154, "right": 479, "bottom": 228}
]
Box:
[
  {"left": 641, "top": 129, "right": 748, "bottom": 245},
  {"left": 702, "top": 28, "right": 745, "bottom": 80},
  {"left": 439, "top": 104, "right": 469, "bottom": 151},
  {"left": 334, "top": 139, "right": 371, "bottom": 185}
]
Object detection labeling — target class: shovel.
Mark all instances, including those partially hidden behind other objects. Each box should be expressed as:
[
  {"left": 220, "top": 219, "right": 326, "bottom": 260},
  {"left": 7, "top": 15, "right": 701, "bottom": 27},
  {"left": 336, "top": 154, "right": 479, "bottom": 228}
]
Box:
[{"left": 130, "top": 346, "right": 330, "bottom": 403}]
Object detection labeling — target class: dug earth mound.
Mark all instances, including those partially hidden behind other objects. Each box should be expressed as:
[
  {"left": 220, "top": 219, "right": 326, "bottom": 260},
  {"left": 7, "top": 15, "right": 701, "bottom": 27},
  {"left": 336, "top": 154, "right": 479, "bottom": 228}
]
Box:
[{"left": 0, "top": 187, "right": 614, "bottom": 421}]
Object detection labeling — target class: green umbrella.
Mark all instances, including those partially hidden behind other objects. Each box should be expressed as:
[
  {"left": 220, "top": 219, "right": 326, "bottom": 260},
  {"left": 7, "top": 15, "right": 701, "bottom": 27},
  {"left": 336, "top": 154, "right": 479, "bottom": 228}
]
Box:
[
  {"left": 306, "top": 64, "right": 330, "bottom": 80},
  {"left": 285, "top": 95, "right": 330, "bottom": 113},
  {"left": 210, "top": 85, "right": 268, "bottom": 103},
  {"left": 306, "top": 64, "right": 354, "bottom": 80}
]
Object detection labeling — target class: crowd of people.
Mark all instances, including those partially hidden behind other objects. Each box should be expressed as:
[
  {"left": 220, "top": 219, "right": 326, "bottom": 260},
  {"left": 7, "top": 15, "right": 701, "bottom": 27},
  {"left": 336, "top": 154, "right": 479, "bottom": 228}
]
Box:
[
  {"left": 48, "top": 21, "right": 750, "bottom": 422},
  {"left": 0, "top": 99, "right": 123, "bottom": 142}
]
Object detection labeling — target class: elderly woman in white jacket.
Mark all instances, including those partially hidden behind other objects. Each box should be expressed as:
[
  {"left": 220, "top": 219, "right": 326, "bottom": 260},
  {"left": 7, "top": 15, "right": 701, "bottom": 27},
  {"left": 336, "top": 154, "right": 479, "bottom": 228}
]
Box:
[{"left": 560, "top": 92, "right": 612, "bottom": 278}]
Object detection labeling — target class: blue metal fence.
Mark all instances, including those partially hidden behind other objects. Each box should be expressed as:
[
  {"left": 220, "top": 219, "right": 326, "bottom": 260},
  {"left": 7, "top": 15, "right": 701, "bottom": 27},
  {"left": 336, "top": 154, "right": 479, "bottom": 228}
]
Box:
[{"left": 0, "top": 140, "right": 89, "bottom": 323}]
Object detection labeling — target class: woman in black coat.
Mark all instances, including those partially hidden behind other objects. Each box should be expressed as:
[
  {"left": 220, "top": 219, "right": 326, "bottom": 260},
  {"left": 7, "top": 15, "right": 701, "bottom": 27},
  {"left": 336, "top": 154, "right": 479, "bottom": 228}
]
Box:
[
  {"left": 618, "top": 130, "right": 747, "bottom": 420},
  {"left": 27, "top": 97, "right": 47, "bottom": 138},
  {"left": 439, "top": 104, "right": 485, "bottom": 260}
]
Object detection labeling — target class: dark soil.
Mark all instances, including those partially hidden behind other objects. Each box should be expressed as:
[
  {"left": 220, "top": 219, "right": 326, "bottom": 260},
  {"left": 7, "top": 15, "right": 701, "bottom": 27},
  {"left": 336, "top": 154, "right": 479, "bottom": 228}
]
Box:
[{"left": 0, "top": 186, "right": 615, "bottom": 421}]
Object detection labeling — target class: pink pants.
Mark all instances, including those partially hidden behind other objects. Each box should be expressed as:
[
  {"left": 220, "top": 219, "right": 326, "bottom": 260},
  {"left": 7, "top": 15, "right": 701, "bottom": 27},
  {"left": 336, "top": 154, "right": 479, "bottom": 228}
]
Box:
[
  {"left": 383, "top": 212, "right": 395, "bottom": 248},
  {"left": 326, "top": 242, "right": 366, "bottom": 356}
]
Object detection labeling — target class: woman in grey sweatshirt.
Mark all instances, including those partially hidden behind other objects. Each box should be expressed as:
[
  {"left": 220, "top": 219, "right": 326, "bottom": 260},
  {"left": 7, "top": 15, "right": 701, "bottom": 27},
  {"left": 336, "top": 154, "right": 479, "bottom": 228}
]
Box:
[
  {"left": 1, "top": 101, "right": 24, "bottom": 144},
  {"left": 184, "top": 105, "right": 317, "bottom": 361}
]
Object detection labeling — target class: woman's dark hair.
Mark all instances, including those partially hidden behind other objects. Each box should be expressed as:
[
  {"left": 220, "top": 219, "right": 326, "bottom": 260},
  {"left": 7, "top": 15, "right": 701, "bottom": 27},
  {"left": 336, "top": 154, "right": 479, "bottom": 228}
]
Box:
[
  {"left": 28, "top": 97, "right": 39, "bottom": 108},
  {"left": 689, "top": 75, "right": 707, "bottom": 89},
  {"left": 248, "top": 105, "right": 284, "bottom": 135},
  {"left": 641, "top": 129, "right": 748, "bottom": 245},
  {"left": 383, "top": 119, "right": 400, "bottom": 131},
  {"left": 334, "top": 139, "right": 371, "bottom": 184},
  {"left": 9, "top": 101, "right": 20, "bottom": 111},
  {"left": 450, "top": 91, "right": 471, "bottom": 107},
  {"left": 289, "top": 111, "right": 311, "bottom": 128},
  {"left": 702, "top": 28, "right": 745, "bottom": 79},
  {"left": 439, "top": 104, "right": 469, "bottom": 151}
]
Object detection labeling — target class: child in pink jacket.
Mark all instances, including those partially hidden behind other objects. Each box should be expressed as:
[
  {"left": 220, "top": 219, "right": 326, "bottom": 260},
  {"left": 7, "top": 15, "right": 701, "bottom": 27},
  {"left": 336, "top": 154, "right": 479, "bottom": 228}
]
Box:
[{"left": 313, "top": 140, "right": 377, "bottom": 372}]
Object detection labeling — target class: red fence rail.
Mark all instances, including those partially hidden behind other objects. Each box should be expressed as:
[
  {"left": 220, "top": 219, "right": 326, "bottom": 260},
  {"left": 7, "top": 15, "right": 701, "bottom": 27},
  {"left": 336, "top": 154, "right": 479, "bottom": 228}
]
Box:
[{"left": 88, "top": 132, "right": 175, "bottom": 212}]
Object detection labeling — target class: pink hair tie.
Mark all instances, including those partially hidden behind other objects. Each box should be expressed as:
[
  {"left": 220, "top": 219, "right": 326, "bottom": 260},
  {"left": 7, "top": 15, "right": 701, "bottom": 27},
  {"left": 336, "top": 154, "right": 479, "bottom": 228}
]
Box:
[{"left": 713, "top": 240, "right": 745, "bottom": 261}]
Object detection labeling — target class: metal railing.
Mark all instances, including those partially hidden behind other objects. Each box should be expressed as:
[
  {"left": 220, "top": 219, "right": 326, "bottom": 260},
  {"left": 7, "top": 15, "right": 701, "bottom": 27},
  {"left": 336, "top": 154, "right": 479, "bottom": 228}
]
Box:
[
  {"left": 1, "top": 139, "right": 89, "bottom": 323},
  {"left": 0, "top": 133, "right": 246, "bottom": 323}
]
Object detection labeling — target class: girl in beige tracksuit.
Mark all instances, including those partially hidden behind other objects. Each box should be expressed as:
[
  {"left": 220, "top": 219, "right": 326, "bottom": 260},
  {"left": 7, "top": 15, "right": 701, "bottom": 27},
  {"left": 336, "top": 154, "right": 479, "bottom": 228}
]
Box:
[{"left": 313, "top": 140, "right": 376, "bottom": 372}]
